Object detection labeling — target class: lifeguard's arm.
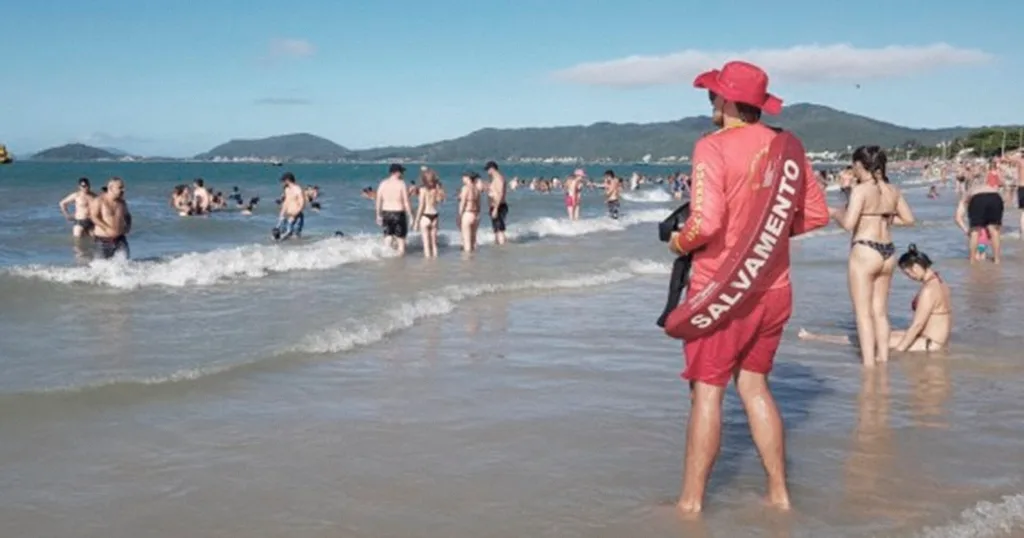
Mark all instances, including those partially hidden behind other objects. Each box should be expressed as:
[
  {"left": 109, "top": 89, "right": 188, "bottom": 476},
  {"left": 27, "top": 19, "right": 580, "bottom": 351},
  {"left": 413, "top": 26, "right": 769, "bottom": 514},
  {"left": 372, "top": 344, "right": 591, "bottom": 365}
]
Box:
[
  {"left": 58, "top": 193, "right": 75, "bottom": 220},
  {"left": 124, "top": 203, "right": 132, "bottom": 234},
  {"left": 671, "top": 139, "right": 726, "bottom": 253},
  {"left": 892, "top": 190, "right": 915, "bottom": 226},
  {"left": 895, "top": 288, "right": 936, "bottom": 351},
  {"left": 791, "top": 160, "right": 830, "bottom": 236},
  {"left": 954, "top": 198, "right": 968, "bottom": 233},
  {"left": 830, "top": 185, "right": 866, "bottom": 232}
]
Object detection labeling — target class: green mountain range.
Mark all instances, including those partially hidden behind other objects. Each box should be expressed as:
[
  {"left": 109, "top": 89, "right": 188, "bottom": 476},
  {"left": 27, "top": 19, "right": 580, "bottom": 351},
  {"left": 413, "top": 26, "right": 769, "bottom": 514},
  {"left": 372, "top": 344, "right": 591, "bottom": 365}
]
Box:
[
  {"left": 193, "top": 133, "right": 350, "bottom": 161},
  {"left": 345, "top": 104, "right": 977, "bottom": 162},
  {"left": 29, "top": 103, "right": 995, "bottom": 163},
  {"left": 31, "top": 143, "right": 123, "bottom": 161}
]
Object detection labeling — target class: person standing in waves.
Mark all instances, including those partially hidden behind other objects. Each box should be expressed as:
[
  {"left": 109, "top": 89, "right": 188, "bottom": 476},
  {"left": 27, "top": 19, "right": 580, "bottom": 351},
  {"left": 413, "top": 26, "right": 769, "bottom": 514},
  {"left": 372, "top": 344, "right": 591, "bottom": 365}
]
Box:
[
  {"left": 89, "top": 177, "right": 133, "bottom": 259},
  {"left": 666, "top": 61, "right": 829, "bottom": 514}
]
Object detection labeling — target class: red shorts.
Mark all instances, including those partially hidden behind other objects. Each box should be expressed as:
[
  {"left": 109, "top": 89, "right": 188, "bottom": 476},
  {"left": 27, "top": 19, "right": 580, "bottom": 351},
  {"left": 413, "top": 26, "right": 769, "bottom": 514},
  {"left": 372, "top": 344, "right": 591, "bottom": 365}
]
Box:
[{"left": 682, "top": 285, "right": 792, "bottom": 387}]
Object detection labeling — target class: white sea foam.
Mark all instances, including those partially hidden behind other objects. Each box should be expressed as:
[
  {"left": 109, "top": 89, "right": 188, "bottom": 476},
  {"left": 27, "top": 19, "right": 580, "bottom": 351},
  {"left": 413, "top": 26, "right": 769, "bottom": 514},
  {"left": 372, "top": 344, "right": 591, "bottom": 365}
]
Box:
[
  {"left": 295, "top": 258, "right": 670, "bottom": 354},
  {"left": 7, "top": 210, "right": 669, "bottom": 290},
  {"left": 917, "top": 494, "right": 1024, "bottom": 538},
  {"left": 621, "top": 189, "right": 674, "bottom": 203},
  {"left": 8, "top": 235, "right": 397, "bottom": 290}
]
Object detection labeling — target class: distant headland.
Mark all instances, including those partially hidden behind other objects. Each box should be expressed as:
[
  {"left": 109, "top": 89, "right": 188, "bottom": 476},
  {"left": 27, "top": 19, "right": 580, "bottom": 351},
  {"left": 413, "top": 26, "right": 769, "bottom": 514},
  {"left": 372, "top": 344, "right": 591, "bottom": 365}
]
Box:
[{"left": 19, "top": 103, "right": 1022, "bottom": 164}]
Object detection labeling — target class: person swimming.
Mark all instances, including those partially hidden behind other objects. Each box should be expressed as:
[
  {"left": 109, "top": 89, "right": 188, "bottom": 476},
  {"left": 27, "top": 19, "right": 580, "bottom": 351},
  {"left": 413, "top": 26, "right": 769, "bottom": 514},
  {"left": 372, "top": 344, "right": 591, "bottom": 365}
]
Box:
[{"left": 800, "top": 243, "right": 951, "bottom": 352}]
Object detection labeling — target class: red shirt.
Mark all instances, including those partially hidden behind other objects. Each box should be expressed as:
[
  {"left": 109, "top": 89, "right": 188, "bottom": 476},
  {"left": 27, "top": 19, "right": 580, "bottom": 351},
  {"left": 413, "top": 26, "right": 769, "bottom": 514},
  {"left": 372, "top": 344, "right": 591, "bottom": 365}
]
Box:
[
  {"left": 986, "top": 170, "right": 1002, "bottom": 189},
  {"left": 672, "top": 123, "right": 829, "bottom": 292}
]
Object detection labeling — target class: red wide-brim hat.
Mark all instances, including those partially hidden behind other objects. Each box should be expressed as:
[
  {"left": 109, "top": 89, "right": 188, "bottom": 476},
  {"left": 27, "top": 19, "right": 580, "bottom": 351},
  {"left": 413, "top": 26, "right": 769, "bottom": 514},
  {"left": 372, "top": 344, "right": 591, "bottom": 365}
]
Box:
[{"left": 694, "top": 61, "right": 783, "bottom": 115}]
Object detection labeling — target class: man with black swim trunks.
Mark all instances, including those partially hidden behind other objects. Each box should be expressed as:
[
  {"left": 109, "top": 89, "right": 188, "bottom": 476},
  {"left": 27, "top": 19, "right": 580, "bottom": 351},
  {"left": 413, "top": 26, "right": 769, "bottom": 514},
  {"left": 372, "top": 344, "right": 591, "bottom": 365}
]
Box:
[
  {"left": 89, "top": 177, "right": 132, "bottom": 259},
  {"left": 484, "top": 161, "right": 508, "bottom": 245},
  {"left": 375, "top": 163, "right": 412, "bottom": 255},
  {"left": 603, "top": 169, "right": 621, "bottom": 219},
  {"left": 58, "top": 177, "right": 96, "bottom": 238},
  {"left": 963, "top": 174, "right": 1004, "bottom": 263}
]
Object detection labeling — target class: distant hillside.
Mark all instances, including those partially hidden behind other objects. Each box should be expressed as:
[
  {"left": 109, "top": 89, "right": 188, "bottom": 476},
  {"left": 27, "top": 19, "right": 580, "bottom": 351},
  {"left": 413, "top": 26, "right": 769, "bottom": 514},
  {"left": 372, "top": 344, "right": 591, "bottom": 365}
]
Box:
[
  {"left": 32, "top": 143, "right": 119, "bottom": 161},
  {"left": 349, "top": 104, "right": 978, "bottom": 161},
  {"left": 99, "top": 147, "right": 130, "bottom": 157},
  {"left": 194, "top": 133, "right": 351, "bottom": 161}
]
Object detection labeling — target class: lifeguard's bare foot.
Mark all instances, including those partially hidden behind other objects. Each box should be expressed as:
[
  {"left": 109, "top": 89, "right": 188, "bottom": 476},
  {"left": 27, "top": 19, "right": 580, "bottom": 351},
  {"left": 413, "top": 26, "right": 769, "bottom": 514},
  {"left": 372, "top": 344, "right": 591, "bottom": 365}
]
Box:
[
  {"left": 675, "top": 499, "right": 702, "bottom": 519},
  {"left": 763, "top": 489, "right": 792, "bottom": 511}
]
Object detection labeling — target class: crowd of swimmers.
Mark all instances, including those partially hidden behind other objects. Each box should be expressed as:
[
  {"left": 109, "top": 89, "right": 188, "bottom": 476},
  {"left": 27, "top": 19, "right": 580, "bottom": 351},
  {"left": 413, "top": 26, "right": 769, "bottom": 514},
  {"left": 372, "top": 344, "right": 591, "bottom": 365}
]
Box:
[{"left": 55, "top": 162, "right": 669, "bottom": 260}]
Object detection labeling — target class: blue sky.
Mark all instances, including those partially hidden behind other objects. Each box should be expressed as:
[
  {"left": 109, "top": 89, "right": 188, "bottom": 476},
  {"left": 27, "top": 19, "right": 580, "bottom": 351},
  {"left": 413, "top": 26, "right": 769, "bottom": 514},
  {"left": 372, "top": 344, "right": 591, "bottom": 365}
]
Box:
[{"left": 2, "top": 0, "right": 1022, "bottom": 157}]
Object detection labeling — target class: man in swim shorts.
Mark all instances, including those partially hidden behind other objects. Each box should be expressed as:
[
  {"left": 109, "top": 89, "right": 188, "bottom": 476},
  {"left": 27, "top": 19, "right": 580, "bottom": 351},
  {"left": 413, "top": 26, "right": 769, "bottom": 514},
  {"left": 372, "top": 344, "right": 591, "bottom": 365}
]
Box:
[
  {"left": 275, "top": 172, "right": 306, "bottom": 240},
  {"left": 485, "top": 161, "right": 509, "bottom": 245},
  {"left": 603, "top": 169, "right": 621, "bottom": 219},
  {"left": 89, "top": 177, "right": 132, "bottom": 259},
  {"left": 667, "top": 61, "right": 829, "bottom": 514},
  {"left": 375, "top": 163, "right": 413, "bottom": 255},
  {"left": 58, "top": 177, "right": 97, "bottom": 238},
  {"left": 964, "top": 171, "right": 1004, "bottom": 263}
]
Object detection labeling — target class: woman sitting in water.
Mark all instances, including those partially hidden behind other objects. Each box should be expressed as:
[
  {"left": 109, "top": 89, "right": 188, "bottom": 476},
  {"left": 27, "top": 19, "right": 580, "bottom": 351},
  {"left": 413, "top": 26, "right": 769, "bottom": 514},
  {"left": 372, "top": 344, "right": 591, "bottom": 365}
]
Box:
[
  {"left": 828, "top": 145, "right": 915, "bottom": 366},
  {"left": 800, "top": 244, "right": 951, "bottom": 352},
  {"left": 413, "top": 171, "right": 441, "bottom": 258}
]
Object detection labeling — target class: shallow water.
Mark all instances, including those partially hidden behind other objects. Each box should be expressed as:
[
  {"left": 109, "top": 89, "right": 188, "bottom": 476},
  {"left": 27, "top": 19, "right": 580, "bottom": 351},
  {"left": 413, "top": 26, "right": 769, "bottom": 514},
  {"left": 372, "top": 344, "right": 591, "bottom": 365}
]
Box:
[{"left": 1, "top": 163, "right": 1023, "bottom": 537}]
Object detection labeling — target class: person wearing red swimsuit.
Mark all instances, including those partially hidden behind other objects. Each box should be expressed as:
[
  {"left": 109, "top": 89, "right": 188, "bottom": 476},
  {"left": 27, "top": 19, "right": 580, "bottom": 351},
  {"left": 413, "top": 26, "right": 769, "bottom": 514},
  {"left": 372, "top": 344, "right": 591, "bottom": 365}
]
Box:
[{"left": 667, "top": 61, "right": 829, "bottom": 514}]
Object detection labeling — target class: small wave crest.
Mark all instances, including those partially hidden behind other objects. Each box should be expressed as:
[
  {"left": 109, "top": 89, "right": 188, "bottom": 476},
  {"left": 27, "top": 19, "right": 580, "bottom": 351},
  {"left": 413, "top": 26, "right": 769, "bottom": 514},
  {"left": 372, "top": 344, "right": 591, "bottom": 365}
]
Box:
[
  {"left": 622, "top": 189, "right": 673, "bottom": 203},
  {"left": 3, "top": 259, "right": 671, "bottom": 398},
  {"left": 6, "top": 210, "right": 669, "bottom": 290},
  {"left": 7, "top": 235, "right": 397, "bottom": 289},
  {"left": 296, "top": 258, "right": 670, "bottom": 354},
  {"left": 917, "top": 494, "right": 1024, "bottom": 538}
]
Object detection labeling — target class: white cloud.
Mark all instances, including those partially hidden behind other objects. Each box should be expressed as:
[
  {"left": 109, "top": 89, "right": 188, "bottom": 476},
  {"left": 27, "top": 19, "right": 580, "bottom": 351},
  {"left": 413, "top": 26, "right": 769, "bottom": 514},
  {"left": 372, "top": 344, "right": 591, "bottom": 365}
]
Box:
[
  {"left": 268, "top": 38, "right": 316, "bottom": 60},
  {"left": 552, "top": 43, "right": 994, "bottom": 88}
]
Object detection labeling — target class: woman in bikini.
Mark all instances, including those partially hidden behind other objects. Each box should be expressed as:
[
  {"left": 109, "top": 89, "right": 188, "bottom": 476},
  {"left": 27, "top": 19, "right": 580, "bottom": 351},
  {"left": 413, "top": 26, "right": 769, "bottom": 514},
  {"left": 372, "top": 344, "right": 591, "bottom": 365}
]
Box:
[
  {"left": 800, "top": 244, "right": 951, "bottom": 352},
  {"left": 565, "top": 169, "right": 584, "bottom": 220},
  {"left": 828, "top": 145, "right": 915, "bottom": 366},
  {"left": 414, "top": 171, "right": 441, "bottom": 258},
  {"left": 457, "top": 171, "right": 481, "bottom": 252}
]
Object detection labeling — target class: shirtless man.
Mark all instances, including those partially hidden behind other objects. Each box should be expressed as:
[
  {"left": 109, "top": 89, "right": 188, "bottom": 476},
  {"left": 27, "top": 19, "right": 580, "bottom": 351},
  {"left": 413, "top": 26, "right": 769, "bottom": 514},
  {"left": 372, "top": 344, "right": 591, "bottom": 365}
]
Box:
[
  {"left": 603, "top": 169, "right": 621, "bottom": 219},
  {"left": 956, "top": 173, "right": 1004, "bottom": 263},
  {"left": 192, "top": 178, "right": 211, "bottom": 215},
  {"left": 89, "top": 177, "right": 132, "bottom": 259},
  {"left": 275, "top": 172, "right": 306, "bottom": 240},
  {"left": 375, "top": 163, "right": 413, "bottom": 254},
  {"left": 58, "top": 177, "right": 97, "bottom": 238},
  {"left": 484, "top": 161, "right": 508, "bottom": 245},
  {"left": 1006, "top": 152, "right": 1024, "bottom": 236}
]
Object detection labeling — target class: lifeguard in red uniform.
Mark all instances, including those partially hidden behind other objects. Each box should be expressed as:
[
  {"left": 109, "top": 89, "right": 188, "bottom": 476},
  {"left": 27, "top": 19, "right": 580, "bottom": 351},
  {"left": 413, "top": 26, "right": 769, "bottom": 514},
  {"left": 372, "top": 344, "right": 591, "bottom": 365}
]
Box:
[{"left": 664, "top": 61, "right": 829, "bottom": 514}]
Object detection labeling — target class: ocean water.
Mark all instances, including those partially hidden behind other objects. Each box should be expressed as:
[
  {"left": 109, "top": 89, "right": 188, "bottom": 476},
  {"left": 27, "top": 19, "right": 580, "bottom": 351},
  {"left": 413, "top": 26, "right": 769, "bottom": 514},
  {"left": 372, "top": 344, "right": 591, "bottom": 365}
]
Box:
[{"left": 1, "top": 162, "right": 1023, "bottom": 538}]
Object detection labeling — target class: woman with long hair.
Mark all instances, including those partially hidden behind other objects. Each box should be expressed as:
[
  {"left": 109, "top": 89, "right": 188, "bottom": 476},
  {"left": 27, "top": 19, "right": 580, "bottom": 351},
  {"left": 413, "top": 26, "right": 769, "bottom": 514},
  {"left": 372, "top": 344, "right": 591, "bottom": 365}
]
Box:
[
  {"left": 457, "top": 171, "right": 481, "bottom": 252},
  {"left": 414, "top": 171, "right": 441, "bottom": 258},
  {"left": 799, "top": 244, "right": 951, "bottom": 352},
  {"left": 828, "top": 146, "right": 915, "bottom": 366}
]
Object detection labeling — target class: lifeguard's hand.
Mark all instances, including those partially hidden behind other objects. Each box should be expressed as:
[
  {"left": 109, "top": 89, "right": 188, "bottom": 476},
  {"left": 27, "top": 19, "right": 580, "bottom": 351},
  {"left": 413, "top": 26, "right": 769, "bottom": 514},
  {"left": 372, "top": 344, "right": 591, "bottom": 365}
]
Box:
[{"left": 668, "top": 232, "right": 685, "bottom": 255}]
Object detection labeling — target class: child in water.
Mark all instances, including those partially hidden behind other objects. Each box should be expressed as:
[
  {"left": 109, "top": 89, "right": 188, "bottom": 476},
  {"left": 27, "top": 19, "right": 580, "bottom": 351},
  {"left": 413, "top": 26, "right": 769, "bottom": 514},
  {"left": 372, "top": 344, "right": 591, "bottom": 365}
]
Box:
[{"left": 975, "top": 227, "right": 992, "bottom": 261}]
